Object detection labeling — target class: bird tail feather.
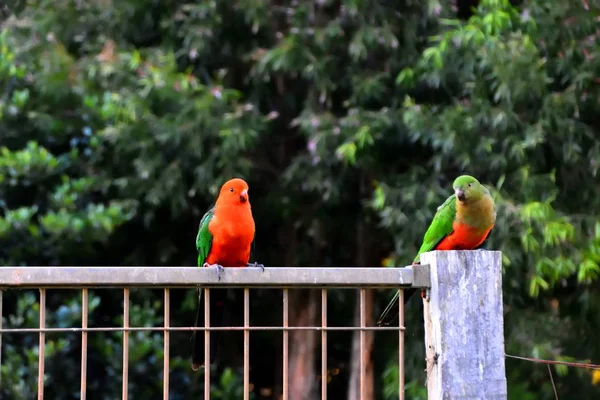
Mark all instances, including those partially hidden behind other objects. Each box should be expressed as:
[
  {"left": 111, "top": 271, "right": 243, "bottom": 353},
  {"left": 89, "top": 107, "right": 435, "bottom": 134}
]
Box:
[
  {"left": 191, "top": 288, "right": 227, "bottom": 370},
  {"left": 376, "top": 288, "right": 417, "bottom": 326}
]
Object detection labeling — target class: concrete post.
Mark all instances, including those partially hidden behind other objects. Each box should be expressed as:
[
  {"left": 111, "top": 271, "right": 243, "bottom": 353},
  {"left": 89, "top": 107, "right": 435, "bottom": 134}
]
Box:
[{"left": 421, "top": 250, "right": 507, "bottom": 400}]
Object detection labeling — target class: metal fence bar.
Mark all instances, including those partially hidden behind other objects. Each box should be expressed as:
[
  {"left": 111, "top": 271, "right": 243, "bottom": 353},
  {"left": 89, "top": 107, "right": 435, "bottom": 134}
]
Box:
[
  {"left": 81, "top": 288, "right": 88, "bottom": 400},
  {"left": 282, "top": 288, "right": 289, "bottom": 400},
  {"left": 0, "top": 326, "right": 403, "bottom": 333},
  {"left": 122, "top": 288, "right": 129, "bottom": 400},
  {"left": 38, "top": 288, "right": 46, "bottom": 400},
  {"left": 0, "top": 266, "right": 427, "bottom": 400},
  {"left": 0, "top": 289, "right": 3, "bottom": 390},
  {"left": 321, "top": 289, "right": 327, "bottom": 400},
  {"left": 244, "top": 288, "right": 250, "bottom": 400},
  {"left": 398, "top": 289, "right": 405, "bottom": 400},
  {"left": 163, "top": 288, "right": 170, "bottom": 400},
  {"left": 359, "top": 288, "right": 366, "bottom": 400},
  {"left": 359, "top": 288, "right": 367, "bottom": 399},
  {"left": 204, "top": 288, "right": 210, "bottom": 400},
  {"left": 0, "top": 266, "right": 429, "bottom": 288}
]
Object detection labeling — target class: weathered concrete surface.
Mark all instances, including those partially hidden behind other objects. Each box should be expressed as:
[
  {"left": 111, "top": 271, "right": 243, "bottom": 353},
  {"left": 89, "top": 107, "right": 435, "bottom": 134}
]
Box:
[{"left": 422, "top": 250, "right": 507, "bottom": 400}]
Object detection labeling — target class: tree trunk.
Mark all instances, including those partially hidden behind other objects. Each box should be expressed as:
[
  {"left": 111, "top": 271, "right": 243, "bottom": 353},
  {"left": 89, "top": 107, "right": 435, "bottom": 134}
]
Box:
[
  {"left": 347, "top": 176, "right": 374, "bottom": 400},
  {"left": 347, "top": 289, "right": 375, "bottom": 400},
  {"left": 286, "top": 225, "right": 319, "bottom": 400},
  {"left": 289, "top": 289, "right": 319, "bottom": 400}
]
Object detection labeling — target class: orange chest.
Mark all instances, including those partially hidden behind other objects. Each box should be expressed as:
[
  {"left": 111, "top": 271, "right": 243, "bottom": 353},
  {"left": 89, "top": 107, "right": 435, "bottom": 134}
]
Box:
[
  {"left": 206, "top": 210, "right": 255, "bottom": 267},
  {"left": 435, "top": 222, "right": 493, "bottom": 251}
]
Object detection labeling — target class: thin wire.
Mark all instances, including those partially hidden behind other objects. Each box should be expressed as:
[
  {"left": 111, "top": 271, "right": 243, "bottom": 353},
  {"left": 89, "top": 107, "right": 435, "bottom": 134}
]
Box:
[
  {"left": 505, "top": 354, "right": 600, "bottom": 370},
  {"left": 547, "top": 365, "right": 558, "bottom": 400}
]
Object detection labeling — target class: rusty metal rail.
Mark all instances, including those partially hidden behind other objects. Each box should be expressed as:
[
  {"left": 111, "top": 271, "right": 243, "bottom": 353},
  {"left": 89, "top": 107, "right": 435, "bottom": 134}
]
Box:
[{"left": 0, "top": 266, "right": 430, "bottom": 400}]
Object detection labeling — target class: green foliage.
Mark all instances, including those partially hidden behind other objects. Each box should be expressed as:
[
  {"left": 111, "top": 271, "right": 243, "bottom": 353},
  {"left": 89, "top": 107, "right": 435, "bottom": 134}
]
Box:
[
  {"left": 211, "top": 367, "right": 256, "bottom": 400},
  {"left": 1, "top": 0, "right": 600, "bottom": 398},
  {"left": 374, "top": 0, "right": 600, "bottom": 396},
  {"left": 382, "top": 363, "right": 427, "bottom": 400}
]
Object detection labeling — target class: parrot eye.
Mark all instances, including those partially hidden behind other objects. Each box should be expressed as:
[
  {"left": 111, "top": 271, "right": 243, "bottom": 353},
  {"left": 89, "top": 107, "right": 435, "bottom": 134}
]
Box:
[
  {"left": 229, "top": 188, "right": 234, "bottom": 192},
  {"left": 468, "top": 183, "right": 472, "bottom": 187}
]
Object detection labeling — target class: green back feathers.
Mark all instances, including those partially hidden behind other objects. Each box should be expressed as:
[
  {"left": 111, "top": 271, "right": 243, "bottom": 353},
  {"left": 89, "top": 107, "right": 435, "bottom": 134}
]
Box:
[
  {"left": 196, "top": 207, "right": 214, "bottom": 267},
  {"left": 414, "top": 194, "right": 456, "bottom": 263}
]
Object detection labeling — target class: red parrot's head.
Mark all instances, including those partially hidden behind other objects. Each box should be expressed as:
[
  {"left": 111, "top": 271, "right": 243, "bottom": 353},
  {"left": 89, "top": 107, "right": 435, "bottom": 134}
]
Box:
[{"left": 216, "top": 178, "right": 250, "bottom": 206}]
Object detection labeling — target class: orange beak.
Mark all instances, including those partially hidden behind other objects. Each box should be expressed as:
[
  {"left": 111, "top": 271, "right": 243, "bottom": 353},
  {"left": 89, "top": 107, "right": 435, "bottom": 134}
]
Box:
[{"left": 240, "top": 189, "right": 248, "bottom": 203}]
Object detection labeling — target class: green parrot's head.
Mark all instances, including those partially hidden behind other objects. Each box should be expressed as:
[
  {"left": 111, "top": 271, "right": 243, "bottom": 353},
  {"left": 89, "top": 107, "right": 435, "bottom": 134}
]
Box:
[{"left": 452, "top": 175, "right": 486, "bottom": 204}]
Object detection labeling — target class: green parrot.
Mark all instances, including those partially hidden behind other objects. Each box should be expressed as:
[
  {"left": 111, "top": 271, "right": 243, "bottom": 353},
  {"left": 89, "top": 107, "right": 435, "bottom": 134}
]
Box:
[{"left": 377, "top": 175, "right": 496, "bottom": 326}]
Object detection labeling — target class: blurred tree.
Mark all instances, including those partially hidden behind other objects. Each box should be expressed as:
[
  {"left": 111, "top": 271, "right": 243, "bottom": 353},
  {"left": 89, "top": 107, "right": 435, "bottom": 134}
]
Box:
[
  {"left": 370, "top": 0, "right": 600, "bottom": 398},
  {"left": 0, "top": 0, "right": 599, "bottom": 399},
  {"left": 0, "top": 1, "right": 266, "bottom": 397}
]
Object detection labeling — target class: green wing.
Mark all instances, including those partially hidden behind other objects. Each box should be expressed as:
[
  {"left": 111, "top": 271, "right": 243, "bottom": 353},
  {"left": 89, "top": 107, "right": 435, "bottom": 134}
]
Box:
[
  {"left": 196, "top": 207, "right": 214, "bottom": 267},
  {"left": 378, "top": 194, "right": 458, "bottom": 326},
  {"left": 413, "top": 194, "right": 457, "bottom": 263}
]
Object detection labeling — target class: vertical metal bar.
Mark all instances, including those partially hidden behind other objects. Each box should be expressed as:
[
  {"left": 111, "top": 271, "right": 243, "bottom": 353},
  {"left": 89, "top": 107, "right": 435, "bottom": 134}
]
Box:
[
  {"left": 282, "top": 289, "right": 289, "bottom": 400},
  {"left": 243, "top": 288, "right": 250, "bottom": 400},
  {"left": 38, "top": 288, "right": 46, "bottom": 400},
  {"left": 321, "top": 289, "right": 327, "bottom": 400},
  {"left": 0, "top": 289, "right": 3, "bottom": 391},
  {"left": 398, "top": 289, "right": 405, "bottom": 400},
  {"left": 81, "top": 289, "right": 88, "bottom": 400},
  {"left": 204, "top": 288, "right": 210, "bottom": 400},
  {"left": 163, "top": 288, "right": 170, "bottom": 400},
  {"left": 359, "top": 288, "right": 366, "bottom": 400},
  {"left": 122, "top": 288, "right": 129, "bottom": 400}
]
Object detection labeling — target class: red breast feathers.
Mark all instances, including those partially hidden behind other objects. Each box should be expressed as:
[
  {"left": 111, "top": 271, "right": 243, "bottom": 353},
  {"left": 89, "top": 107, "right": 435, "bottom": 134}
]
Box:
[{"left": 206, "top": 178, "right": 256, "bottom": 267}]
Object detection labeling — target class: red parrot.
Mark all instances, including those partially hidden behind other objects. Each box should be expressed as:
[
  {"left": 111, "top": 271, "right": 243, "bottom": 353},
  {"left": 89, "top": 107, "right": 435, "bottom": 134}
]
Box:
[
  {"left": 377, "top": 175, "right": 496, "bottom": 326},
  {"left": 191, "top": 178, "right": 263, "bottom": 370}
]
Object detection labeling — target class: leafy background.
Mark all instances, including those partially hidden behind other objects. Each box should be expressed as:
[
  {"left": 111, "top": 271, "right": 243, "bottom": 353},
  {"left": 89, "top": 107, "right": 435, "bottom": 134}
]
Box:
[{"left": 1, "top": 0, "right": 599, "bottom": 399}]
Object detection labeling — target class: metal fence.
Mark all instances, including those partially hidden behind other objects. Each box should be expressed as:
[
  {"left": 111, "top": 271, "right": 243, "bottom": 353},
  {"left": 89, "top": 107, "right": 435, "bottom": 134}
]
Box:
[{"left": 0, "top": 266, "right": 430, "bottom": 400}]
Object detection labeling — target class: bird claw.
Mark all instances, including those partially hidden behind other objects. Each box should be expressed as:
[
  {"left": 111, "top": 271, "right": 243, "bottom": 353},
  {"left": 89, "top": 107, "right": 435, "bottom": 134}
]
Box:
[
  {"left": 203, "top": 263, "right": 225, "bottom": 281},
  {"left": 247, "top": 261, "right": 265, "bottom": 272}
]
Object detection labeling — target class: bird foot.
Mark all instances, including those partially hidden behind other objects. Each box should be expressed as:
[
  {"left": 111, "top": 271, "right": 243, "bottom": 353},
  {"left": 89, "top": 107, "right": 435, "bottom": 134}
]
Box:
[
  {"left": 203, "top": 263, "right": 225, "bottom": 281},
  {"left": 247, "top": 261, "right": 265, "bottom": 272}
]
